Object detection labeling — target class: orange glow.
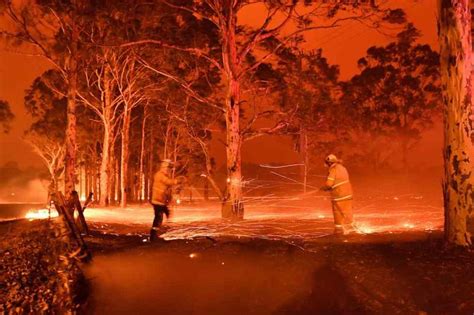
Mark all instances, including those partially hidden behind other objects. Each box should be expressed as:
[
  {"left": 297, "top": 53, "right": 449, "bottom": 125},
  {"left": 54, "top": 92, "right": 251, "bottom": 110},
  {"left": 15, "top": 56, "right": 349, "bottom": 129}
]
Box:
[
  {"left": 0, "top": 1, "right": 439, "bottom": 171},
  {"left": 64, "top": 190, "right": 442, "bottom": 241},
  {"left": 25, "top": 208, "right": 58, "bottom": 220}
]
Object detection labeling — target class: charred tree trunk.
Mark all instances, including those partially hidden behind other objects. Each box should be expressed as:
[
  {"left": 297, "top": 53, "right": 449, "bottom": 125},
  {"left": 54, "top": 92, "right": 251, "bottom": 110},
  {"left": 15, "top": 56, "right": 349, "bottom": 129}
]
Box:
[
  {"left": 438, "top": 0, "right": 474, "bottom": 246},
  {"left": 120, "top": 107, "right": 131, "bottom": 207}
]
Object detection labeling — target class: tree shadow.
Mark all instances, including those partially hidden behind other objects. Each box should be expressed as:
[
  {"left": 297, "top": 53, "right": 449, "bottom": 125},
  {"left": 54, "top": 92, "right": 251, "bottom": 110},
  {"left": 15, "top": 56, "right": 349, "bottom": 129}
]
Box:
[{"left": 274, "top": 263, "right": 368, "bottom": 315}]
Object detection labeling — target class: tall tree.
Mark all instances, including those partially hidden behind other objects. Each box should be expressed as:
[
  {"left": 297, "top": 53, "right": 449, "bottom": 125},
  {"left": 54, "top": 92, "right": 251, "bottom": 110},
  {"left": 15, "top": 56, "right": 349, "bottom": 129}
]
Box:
[
  {"left": 1, "top": 0, "right": 93, "bottom": 196},
  {"left": 78, "top": 50, "right": 122, "bottom": 206},
  {"left": 109, "top": 51, "right": 148, "bottom": 207},
  {"left": 23, "top": 70, "right": 67, "bottom": 189},
  {"left": 77, "top": 0, "right": 155, "bottom": 206},
  {"left": 278, "top": 48, "right": 340, "bottom": 191},
  {"left": 156, "top": 0, "right": 403, "bottom": 219},
  {"left": 340, "top": 24, "right": 440, "bottom": 170},
  {"left": 438, "top": 0, "right": 474, "bottom": 246}
]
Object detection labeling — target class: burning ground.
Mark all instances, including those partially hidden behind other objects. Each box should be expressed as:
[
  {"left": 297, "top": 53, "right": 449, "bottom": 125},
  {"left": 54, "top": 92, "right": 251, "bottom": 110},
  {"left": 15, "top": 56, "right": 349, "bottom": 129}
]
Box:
[
  {"left": 5, "top": 176, "right": 474, "bottom": 314},
  {"left": 27, "top": 174, "right": 445, "bottom": 241}
]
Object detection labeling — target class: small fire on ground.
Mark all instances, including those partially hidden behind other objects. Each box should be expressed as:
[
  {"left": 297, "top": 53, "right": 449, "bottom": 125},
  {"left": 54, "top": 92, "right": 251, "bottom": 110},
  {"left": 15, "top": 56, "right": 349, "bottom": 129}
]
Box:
[
  {"left": 22, "top": 193, "right": 442, "bottom": 241},
  {"left": 25, "top": 209, "right": 58, "bottom": 220}
]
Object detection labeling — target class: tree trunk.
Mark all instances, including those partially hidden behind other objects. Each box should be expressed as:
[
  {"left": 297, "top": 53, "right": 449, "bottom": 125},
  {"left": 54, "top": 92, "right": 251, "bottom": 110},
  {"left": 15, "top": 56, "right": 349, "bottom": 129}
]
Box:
[
  {"left": 438, "top": 0, "right": 474, "bottom": 246},
  {"left": 115, "top": 157, "right": 120, "bottom": 203},
  {"left": 79, "top": 163, "right": 85, "bottom": 200},
  {"left": 99, "top": 69, "right": 113, "bottom": 206},
  {"left": 85, "top": 164, "right": 89, "bottom": 198},
  {"left": 300, "top": 126, "right": 308, "bottom": 194},
  {"left": 108, "top": 141, "right": 116, "bottom": 205},
  {"left": 220, "top": 9, "right": 244, "bottom": 220},
  {"left": 222, "top": 77, "right": 244, "bottom": 219},
  {"left": 147, "top": 122, "right": 155, "bottom": 201},
  {"left": 87, "top": 165, "right": 91, "bottom": 196},
  {"left": 120, "top": 107, "right": 131, "bottom": 207},
  {"left": 64, "top": 28, "right": 78, "bottom": 197},
  {"left": 108, "top": 156, "right": 114, "bottom": 205},
  {"left": 130, "top": 167, "right": 137, "bottom": 202},
  {"left": 91, "top": 167, "right": 97, "bottom": 200},
  {"left": 147, "top": 150, "right": 153, "bottom": 201},
  {"left": 99, "top": 126, "right": 110, "bottom": 206},
  {"left": 138, "top": 107, "right": 147, "bottom": 202},
  {"left": 163, "top": 119, "right": 172, "bottom": 159}
]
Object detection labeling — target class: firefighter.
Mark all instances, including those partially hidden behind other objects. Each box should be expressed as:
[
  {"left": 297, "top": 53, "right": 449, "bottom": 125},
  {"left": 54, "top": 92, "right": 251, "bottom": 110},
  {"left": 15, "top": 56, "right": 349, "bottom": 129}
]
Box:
[
  {"left": 150, "top": 159, "right": 181, "bottom": 242},
  {"left": 320, "top": 154, "right": 354, "bottom": 235}
]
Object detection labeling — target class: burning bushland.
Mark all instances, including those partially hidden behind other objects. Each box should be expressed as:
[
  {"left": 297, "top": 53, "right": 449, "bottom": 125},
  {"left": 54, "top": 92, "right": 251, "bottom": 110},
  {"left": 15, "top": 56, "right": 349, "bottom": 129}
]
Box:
[
  {"left": 0, "top": 0, "right": 473, "bottom": 313},
  {"left": 0, "top": 220, "right": 87, "bottom": 314}
]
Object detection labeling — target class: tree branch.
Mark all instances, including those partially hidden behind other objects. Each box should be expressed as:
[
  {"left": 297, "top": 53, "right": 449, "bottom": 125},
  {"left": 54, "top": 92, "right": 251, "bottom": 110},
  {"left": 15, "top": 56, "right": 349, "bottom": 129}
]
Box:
[{"left": 138, "top": 57, "right": 224, "bottom": 112}]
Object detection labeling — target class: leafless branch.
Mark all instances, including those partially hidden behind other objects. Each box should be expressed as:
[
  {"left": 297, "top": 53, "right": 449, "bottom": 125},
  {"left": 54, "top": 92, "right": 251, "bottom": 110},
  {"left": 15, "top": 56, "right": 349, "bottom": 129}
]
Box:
[{"left": 138, "top": 57, "right": 224, "bottom": 112}]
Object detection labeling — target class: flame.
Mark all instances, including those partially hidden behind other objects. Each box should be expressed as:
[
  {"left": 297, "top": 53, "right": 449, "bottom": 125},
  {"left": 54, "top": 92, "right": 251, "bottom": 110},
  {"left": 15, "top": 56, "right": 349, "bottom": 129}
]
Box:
[
  {"left": 402, "top": 223, "right": 415, "bottom": 229},
  {"left": 25, "top": 208, "right": 58, "bottom": 220},
  {"left": 28, "top": 195, "right": 439, "bottom": 241},
  {"left": 355, "top": 224, "right": 375, "bottom": 234}
]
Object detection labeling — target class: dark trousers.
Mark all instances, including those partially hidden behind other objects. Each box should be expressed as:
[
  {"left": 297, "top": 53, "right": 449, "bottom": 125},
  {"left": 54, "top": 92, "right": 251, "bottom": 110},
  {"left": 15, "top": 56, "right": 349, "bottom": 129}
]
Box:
[{"left": 150, "top": 203, "right": 169, "bottom": 241}]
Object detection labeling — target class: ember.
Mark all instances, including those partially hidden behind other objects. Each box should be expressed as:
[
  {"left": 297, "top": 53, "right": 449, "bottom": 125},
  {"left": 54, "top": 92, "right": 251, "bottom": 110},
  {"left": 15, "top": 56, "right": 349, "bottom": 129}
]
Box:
[{"left": 2, "top": 0, "right": 473, "bottom": 313}]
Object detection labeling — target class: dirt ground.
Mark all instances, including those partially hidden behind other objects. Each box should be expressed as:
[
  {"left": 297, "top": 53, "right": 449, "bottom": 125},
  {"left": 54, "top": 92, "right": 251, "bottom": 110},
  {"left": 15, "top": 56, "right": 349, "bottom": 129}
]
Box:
[
  {"left": 81, "top": 222, "right": 474, "bottom": 315},
  {"left": 0, "top": 220, "right": 87, "bottom": 314}
]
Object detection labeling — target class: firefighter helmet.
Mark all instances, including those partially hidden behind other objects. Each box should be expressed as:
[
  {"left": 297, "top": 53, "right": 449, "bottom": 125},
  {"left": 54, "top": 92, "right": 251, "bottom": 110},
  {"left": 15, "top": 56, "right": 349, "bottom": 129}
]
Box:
[
  {"left": 160, "top": 159, "right": 173, "bottom": 169},
  {"left": 325, "top": 154, "right": 338, "bottom": 165}
]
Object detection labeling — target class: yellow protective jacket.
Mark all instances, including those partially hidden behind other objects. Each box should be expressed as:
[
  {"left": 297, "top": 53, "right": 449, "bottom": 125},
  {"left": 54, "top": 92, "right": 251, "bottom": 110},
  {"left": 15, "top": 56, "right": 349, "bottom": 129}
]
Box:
[
  {"left": 151, "top": 170, "right": 178, "bottom": 205},
  {"left": 325, "top": 163, "right": 353, "bottom": 202}
]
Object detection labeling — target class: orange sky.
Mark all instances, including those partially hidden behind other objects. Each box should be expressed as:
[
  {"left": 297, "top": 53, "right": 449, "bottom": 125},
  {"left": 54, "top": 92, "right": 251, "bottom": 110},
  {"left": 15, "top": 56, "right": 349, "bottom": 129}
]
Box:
[{"left": 0, "top": 0, "right": 439, "bottom": 168}]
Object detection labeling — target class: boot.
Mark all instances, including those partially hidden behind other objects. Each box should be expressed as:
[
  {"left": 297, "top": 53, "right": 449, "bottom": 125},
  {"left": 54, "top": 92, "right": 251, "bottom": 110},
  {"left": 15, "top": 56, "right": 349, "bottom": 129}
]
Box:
[
  {"left": 343, "top": 223, "right": 356, "bottom": 234},
  {"left": 150, "top": 229, "right": 159, "bottom": 242}
]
